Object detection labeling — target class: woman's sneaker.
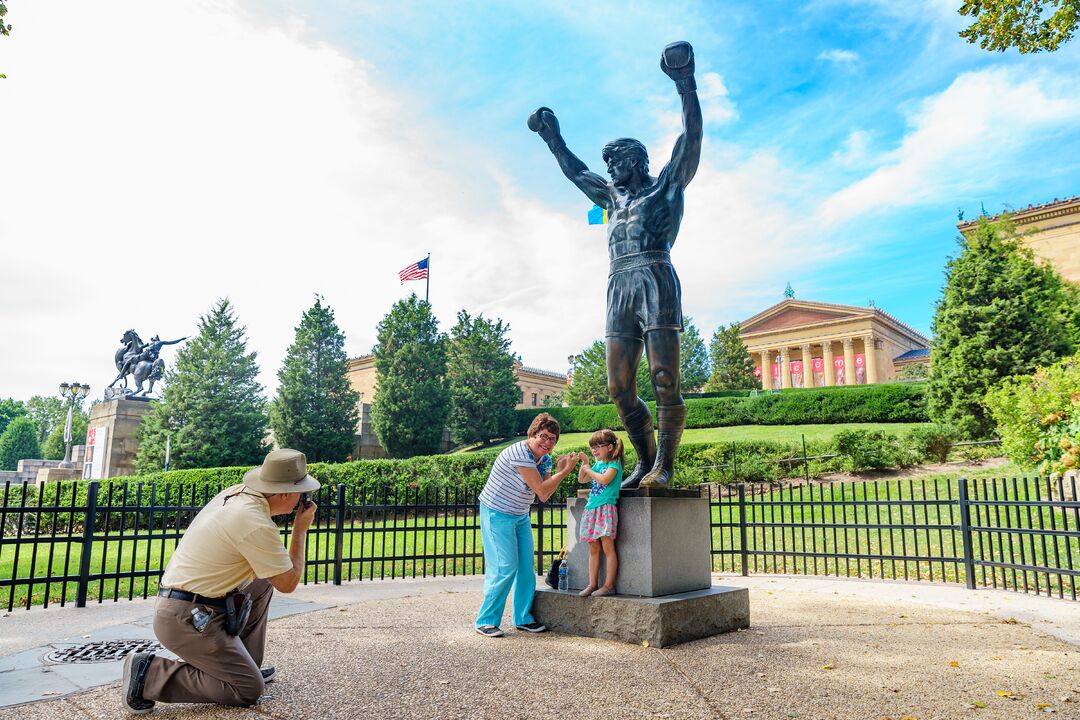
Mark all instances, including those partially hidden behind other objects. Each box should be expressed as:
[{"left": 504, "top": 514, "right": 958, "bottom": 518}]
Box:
[
  {"left": 260, "top": 667, "right": 276, "bottom": 683},
  {"left": 121, "top": 651, "right": 155, "bottom": 714},
  {"left": 515, "top": 622, "right": 548, "bottom": 633},
  {"left": 475, "top": 625, "right": 504, "bottom": 637}
]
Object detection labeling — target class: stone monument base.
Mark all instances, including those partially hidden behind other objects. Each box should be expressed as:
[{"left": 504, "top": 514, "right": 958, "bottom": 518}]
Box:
[{"left": 532, "top": 585, "right": 749, "bottom": 648}]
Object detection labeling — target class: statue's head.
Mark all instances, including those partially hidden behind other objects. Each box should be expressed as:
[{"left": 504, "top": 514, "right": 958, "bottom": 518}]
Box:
[
  {"left": 151, "top": 335, "right": 161, "bottom": 342},
  {"left": 602, "top": 138, "right": 649, "bottom": 184}
]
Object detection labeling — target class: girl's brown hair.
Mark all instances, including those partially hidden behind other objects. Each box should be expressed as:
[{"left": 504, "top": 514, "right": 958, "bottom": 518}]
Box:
[{"left": 588, "top": 428, "right": 624, "bottom": 466}]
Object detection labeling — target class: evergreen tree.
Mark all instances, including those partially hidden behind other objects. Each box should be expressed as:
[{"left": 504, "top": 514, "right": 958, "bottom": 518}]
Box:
[
  {"left": 680, "top": 318, "right": 711, "bottom": 392},
  {"left": 705, "top": 322, "right": 760, "bottom": 391},
  {"left": 446, "top": 310, "right": 520, "bottom": 446},
  {"left": 269, "top": 297, "right": 360, "bottom": 462},
  {"left": 0, "top": 398, "right": 25, "bottom": 436},
  {"left": 26, "top": 395, "right": 66, "bottom": 445},
  {"left": 929, "top": 217, "right": 1075, "bottom": 437},
  {"left": 566, "top": 340, "right": 609, "bottom": 406},
  {"left": 371, "top": 294, "right": 450, "bottom": 457},
  {"left": 135, "top": 298, "right": 268, "bottom": 472},
  {"left": 42, "top": 409, "right": 89, "bottom": 460},
  {"left": 0, "top": 416, "right": 42, "bottom": 471}
]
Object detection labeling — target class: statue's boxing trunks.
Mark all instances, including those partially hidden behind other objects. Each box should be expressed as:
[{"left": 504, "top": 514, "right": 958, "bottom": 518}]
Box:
[{"left": 605, "top": 250, "right": 683, "bottom": 340}]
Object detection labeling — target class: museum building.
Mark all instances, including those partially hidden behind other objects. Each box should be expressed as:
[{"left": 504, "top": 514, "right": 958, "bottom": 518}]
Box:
[
  {"left": 957, "top": 195, "right": 1080, "bottom": 286},
  {"left": 740, "top": 299, "right": 930, "bottom": 389}
]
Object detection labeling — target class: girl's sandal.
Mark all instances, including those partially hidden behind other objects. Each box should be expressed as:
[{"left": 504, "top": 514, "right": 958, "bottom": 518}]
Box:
[
  {"left": 592, "top": 586, "right": 615, "bottom": 597},
  {"left": 578, "top": 586, "right": 597, "bottom": 597}
]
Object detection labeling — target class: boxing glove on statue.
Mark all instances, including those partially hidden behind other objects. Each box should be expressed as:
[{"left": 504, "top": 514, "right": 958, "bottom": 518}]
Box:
[
  {"left": 527, "top": 106, "right": 561, "bottom": 145},
  {"left": 661, "top": 41, "right": 696, "bottom": 94}
]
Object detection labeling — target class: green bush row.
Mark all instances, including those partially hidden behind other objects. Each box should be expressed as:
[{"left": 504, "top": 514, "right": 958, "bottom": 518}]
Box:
[
  {"left": 3, "top": 422, "right": 971, "bottom": 533},
  {"left": 514, "top": 382, "right": 929, "bottom": 434}
]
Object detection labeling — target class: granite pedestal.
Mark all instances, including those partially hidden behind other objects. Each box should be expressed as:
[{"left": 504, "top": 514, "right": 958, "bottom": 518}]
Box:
[{"left": 532, "top": 488, "right": 750, "bottom": 647}]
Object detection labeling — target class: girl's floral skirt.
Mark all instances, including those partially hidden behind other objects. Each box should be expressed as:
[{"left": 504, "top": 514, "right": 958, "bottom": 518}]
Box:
[{"left": 579, "top": 504, "right": 618, "bottom": 541}]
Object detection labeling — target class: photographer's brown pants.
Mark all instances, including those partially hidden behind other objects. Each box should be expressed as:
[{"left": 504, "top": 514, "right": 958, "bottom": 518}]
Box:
[{"left": 142, "top": 579, "right": 273, "bottom": 706}]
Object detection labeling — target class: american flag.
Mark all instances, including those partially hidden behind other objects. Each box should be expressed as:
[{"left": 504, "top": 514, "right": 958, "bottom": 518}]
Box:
[{"left": 398, "top": 257, "right": 429, "bottom": 283}]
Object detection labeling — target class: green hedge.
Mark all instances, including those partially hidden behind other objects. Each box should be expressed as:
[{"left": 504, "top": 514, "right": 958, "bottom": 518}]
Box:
[
  {"left": 514, "top": 382, "right": 928, "bottom": 434},
  {"left": 4, "top": 419, "right": 970, "bottom": 535}
]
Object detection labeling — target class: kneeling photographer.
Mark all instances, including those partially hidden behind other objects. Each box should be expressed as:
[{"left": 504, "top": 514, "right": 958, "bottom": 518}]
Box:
[{"left": 121, "top": 449, "right": 319, "bottom": 714}]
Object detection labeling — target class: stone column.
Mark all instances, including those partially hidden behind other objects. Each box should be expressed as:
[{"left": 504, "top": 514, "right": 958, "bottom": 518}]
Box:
[
  {"left": 842, "top": 338, "right": 856, "bottom": 386},
  {"left": 800, "top": 343, "right": 814, "bottom": 387},
  {"left": 759, "top": 350, "right": 771, "bottom": 390},
  {"left": 780, "top": 347, "right": 791, "bottom": 390},
  {"left": 822, "top": 341, "right": 835, "bottom": 387},
  {"left": 863, "top": 335, "right": 879, "bottom": 385}
]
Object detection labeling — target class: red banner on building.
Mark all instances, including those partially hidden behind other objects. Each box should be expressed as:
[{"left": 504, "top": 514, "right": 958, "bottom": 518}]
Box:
[
  {"left": 855, "top": 353, "right": 866, "bottom": 385},
  {"left": 790, "top": 360, "right": 804, "bottom": 388},
  {"left": 811, "top": 357, "right": 825, "bottom": 387},
  {"left": 833, "top": 356, "right": 845, "bottom": 386}
]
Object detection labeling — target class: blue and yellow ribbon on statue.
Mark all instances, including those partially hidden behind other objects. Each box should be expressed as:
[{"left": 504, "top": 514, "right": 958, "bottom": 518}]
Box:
[{"left": 587, "top": 204, "right": 608, "bottom": 225}]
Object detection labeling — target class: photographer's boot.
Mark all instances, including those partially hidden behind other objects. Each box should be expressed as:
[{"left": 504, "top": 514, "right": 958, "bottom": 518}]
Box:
[
  {"left": 639, "top": 404, "right": 686, "bottom": 488},
  {"left": 619, "top": 400, "right": 656, "bottom": 489},
  {"left": 121, "top": 651, "right": 155, "bottom": 715}
]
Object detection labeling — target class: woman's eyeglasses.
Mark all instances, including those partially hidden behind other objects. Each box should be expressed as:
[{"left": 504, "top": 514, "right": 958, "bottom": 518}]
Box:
[{"left": 536, "top": 432, "right": 558, "bottom": 445}]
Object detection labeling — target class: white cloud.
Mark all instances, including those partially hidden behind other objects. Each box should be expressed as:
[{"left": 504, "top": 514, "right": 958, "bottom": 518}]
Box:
[
  {"left": 819, "top": 67, "right": 1080, "bottom": 226},
  {"left": 0, "top": 0, "right": 840, "bottom": 404},
  {"left": 655, "top": 71, "right": 737, "bottom": 133},
  {"left": 817, "top": 49, "right": 859, "bottom": 63},
  {"left": 831, "top": 129, "right": 873, "bottom": 167}
]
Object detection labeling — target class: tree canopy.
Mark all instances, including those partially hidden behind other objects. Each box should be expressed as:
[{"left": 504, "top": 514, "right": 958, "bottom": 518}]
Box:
[
  {"left": 43, "top": 409, "right": 89, "bottom": 461},
  {"left": 269, "top": 297, "right": 360, "bottom": 463},
  {"left": 446, "top": 310, "right": 520, "bottom": 446},
  {"left": 959, "top": 0, "right": 1079, "bottom": 53},
  {"left": 371, "top": 294, "right": 450, "bottom": 457},
  {"left": 566, "top": 340, "right": 609, "bottom": 406},
  {"left": 0, "top": 398, "right": 26, "bottom": 436},
  {"left": 928, "top": 217, "right": 1077, "bottom": 437},
  {"left": 136, "top": 298, "right": 268, "bottom": 472},
  {"left": 0, "top": 416, "right": 42, "bottom": 471},
  {"left": 26, "top": 395, "right": 67, "bottom": 445},
  {"left": 705, "top": 322, "right": 760, "bottom": 391}
]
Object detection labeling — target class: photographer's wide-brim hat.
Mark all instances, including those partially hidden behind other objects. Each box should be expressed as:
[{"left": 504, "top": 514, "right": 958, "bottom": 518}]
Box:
[{"left": 243, "top": 449, "right": 321, "bottom": 494}]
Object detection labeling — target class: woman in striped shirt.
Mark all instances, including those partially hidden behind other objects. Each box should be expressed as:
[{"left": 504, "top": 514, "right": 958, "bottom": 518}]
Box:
[{"left": 475, "top": 412, "right": 580, "bottom": 637}]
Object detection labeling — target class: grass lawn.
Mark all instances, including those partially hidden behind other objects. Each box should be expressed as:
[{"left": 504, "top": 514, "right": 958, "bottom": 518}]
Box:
[
  {"left": 5, "top": 462, "right": 1075, "bottom": 610},
  {"left": 463, "top": 422, "right": 929, "bottom": 454}
]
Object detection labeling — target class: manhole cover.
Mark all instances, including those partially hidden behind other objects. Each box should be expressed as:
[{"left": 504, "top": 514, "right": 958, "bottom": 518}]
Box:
[{"left": 46, "top": 639, "right": 163, "bottom": 664}]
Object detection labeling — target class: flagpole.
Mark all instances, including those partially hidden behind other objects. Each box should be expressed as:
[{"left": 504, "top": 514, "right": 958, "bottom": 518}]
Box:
[{"left": 425, "top": 253, "right": 430, "bottom": 303}]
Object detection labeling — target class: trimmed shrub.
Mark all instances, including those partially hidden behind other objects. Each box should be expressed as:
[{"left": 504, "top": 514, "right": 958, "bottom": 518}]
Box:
[
  {"left": 907, "top": 423, "right": 961, "bottom": 463},
  {"left": 833, "top": 430, "right": 920, "bottom": 472},
  {"left": 515, "top": 382, "right": 928, "bottom": 434}
]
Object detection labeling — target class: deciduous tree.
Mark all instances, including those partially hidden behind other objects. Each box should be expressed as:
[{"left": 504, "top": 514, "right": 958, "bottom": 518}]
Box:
[
  {"left": 959, "top": 0, "right": 1079, "bottom": 53},
  {"left": 270, "top": 297, "right": 360, "bottom": 463},
  {"left": 371, "top": 294, "right": 450, "bottom": 457},
  {"left": 566, "top": 340, "right": 609, "bottom": 406},
  {"left": 0, "top": 416, "right": 41, "bottom": 471},
  {"left": 26, "top": 395, "right": 66, "bottom": 445}
]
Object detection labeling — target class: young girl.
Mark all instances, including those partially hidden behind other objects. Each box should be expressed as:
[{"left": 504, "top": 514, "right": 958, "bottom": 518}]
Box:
[{"left": 576, "top": 428, "right": 623, "bottom": 597}]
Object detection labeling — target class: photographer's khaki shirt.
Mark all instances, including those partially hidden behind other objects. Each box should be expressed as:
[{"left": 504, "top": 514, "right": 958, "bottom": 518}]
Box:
[{"left": 160, "top": 485, "right": 293, "bottom": 597}]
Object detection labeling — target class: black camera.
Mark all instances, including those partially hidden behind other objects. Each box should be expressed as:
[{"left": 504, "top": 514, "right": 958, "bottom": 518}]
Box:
[{"left": 300, "top": 492, "right": 313, "bottom": 509}]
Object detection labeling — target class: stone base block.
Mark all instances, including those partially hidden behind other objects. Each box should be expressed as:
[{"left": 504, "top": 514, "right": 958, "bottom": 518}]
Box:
[
  {"left": 35, "top": 467, "right": 83, "bottom": 486},
  {"left": 532, "top": 585, "right": 750, "bottom": 648},
  {"left": 566, "top": 494, "right": 712, "bottom": 597}
]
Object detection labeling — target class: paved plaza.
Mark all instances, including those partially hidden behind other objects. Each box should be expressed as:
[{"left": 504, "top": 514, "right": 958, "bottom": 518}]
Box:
[{"left": 0, "top": 575, "right": 1077, "bottom": 719}]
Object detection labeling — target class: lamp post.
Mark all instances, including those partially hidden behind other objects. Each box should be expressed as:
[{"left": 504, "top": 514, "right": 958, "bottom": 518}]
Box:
[
  {"left": 566, "top": 354, "right": 578, "bottom": 383},
  {"left": 58, "top": 382, "right": 90, "bottom": 469}
]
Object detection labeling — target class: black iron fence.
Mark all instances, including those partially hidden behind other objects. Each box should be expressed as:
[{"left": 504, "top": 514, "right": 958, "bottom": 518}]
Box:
[{"left": 1, "top": 474, "right": 1077, "bottom": 610}]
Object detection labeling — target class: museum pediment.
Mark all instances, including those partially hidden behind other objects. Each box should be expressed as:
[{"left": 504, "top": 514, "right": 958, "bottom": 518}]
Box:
[{"left": 741, "top": 301, "right": 866, "bottom": 334}]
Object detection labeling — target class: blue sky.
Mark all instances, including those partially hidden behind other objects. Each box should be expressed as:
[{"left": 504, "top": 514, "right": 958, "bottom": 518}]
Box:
[{"left": 1, "top": 0, "right": 1078, "bottom": 399}]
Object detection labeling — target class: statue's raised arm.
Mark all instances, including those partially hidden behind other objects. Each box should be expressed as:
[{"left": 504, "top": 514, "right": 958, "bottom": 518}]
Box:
[
  {"left": 660, "top": 41, "right": 702, "bottom": 188},
  {"left": 528, "top": 107, "right": 610, "bottom": 210}
]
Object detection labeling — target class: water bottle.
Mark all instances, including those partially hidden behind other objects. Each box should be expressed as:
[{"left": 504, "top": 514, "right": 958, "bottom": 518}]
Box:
[{"left": 558, "top": 561, "right": 568, "bottom": 591}]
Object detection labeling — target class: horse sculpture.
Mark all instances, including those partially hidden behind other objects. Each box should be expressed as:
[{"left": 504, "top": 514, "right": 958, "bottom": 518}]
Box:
[{"left": 107, "top": 330, "right": 185, "bottom": 397}]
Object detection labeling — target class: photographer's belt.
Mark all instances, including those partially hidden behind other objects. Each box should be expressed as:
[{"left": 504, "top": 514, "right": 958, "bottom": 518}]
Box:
[
  {"left": 608, "top": 250, "right": 672, "bottom": 275},
  {"left": 158, "top": 587, "right": 227, "bottom": 609}
]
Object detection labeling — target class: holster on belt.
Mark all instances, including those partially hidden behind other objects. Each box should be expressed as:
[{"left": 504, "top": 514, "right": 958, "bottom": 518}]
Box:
[{"left": 224, "top": 590, "right": 252, "bottom": 636}]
